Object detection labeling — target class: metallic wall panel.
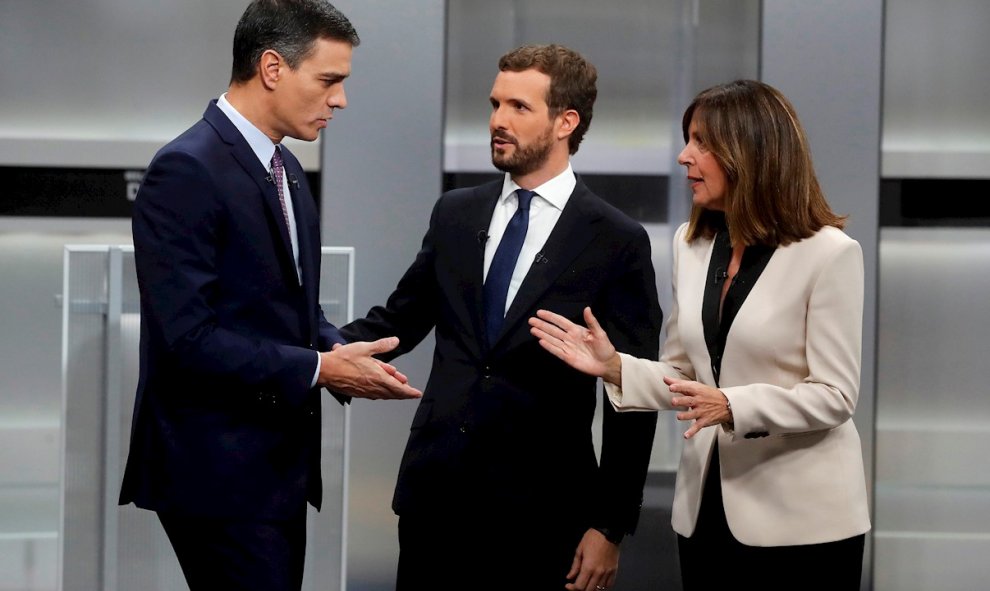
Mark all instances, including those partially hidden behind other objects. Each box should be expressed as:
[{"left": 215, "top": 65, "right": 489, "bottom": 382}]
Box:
[
  {"left": 319, "top": 2, "right": 446, "bottom": 589},
  {"left": 761, "top": 1, "right": 883, "bottom": 587},
  {"left": 882, "top": 0, "right": 990, "bottom": 178},
  {"left": 0, "top": 1, "right": 319, "bottom": 169},
  {"left": 874, "top": 228, "right": 990, "bottom": 591}
]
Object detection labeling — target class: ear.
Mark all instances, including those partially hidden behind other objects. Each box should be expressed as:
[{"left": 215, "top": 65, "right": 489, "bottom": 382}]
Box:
[
  {"left": 259, "top": 49, "right": 283, "bottom": 90},
  {"left": 556, "top": 109, "right": 580, "bottom": 141}
]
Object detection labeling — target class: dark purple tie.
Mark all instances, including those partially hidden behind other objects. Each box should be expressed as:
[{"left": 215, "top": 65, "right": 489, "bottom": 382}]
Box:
[
  {"left": 270, "top": 146, "right": 292, "bottom": 231},
  {"left": 484, "top": 189, "right": 535, "bottom": 346}
]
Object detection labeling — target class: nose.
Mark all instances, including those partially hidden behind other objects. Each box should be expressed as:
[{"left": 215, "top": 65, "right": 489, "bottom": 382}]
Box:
[
  {"left": 677, "top": 144, "right": 691, "bottom": 166},
  {"left": 330, "top": 85, "right": 347, "bottom": 110},
  {"left": 490, "top": 105, "right": 506, "bottom": 131}
]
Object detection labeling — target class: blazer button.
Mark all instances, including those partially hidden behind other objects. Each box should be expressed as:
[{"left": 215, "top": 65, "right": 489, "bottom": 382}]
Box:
[
  {"left": 459, "top": 424, "right": 468, "bottom": 434},
  {"left": 483, "top": 365, "right": 492, "bottom": 379}
]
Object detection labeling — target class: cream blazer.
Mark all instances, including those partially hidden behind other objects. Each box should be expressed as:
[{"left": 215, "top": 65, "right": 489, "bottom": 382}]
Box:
[{"left": 607, "top": 223, "right": 871, "bottom": 546}]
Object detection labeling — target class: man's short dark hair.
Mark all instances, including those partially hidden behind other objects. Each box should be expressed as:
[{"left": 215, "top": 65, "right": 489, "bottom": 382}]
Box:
[
  {"left": 231, "top": 0, "right": 360, "bottom": 84},
  {"left": 498, "top": 44, "right": 597, "bottom": 155}
]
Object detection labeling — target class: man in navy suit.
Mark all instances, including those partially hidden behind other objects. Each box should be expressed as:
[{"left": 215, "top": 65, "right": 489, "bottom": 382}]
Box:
[
  {"left": 341, "top": 45, "right": 662, "bottom": 591},
  {"left": 120, "top": 2, "right": 421, "bottom": 589}
]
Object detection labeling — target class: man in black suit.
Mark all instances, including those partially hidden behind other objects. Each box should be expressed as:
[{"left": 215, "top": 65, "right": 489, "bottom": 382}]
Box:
[
  {"left": 120, "top": 2, "right": 420, "bottom": 590},
  {"left": 341, "top": 44, "right": 662, "bottom": 591}
]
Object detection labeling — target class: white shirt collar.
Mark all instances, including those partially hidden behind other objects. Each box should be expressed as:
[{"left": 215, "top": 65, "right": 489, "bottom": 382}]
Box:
[
  {"left": 498, "top": 164, "right": 576, "bottom": 211},
  {"left": 216, "top": 93, "right": 278, "bottom": 169}
]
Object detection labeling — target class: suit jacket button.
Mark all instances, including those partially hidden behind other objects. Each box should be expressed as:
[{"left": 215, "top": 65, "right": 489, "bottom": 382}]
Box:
[{"left": 459, "top": 425, "right": 467, "bottom": 434}]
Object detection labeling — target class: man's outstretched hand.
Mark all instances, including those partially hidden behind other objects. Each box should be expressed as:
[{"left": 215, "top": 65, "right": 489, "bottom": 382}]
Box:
[{"left": 318, "top": 337, "right": 422, "bottom": 400}]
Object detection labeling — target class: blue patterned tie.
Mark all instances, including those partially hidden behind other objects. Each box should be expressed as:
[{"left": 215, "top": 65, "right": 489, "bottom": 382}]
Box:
[{"left": 484, "top": 189, "right": 536, "bottom": 346}]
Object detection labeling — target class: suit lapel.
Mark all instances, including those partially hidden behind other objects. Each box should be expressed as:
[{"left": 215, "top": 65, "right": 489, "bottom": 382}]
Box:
[
  {"left": 494, "top": 180, "right": 601, "bottom": 348},
  {"left": 283, "top": 151, "right": 320, "bottom": 335},
  {"left": 204, "top": 103, "right": 300, "bottom": 288},
  {"left": 467, "top": 184, "right": 502, "bottom": 349}
]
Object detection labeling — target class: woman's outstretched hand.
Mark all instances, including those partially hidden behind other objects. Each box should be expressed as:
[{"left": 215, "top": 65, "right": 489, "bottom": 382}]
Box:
[{"left": 529, "top": 307, "right": 622, "bottom": 386}]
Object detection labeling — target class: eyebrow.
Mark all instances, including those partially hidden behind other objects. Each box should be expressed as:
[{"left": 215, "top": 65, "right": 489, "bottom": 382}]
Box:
[{"left": 491, "top": 96, "right": 534, "bottom": 110}]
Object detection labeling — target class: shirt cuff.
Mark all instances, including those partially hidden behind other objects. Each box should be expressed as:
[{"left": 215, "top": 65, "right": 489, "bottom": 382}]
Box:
[{"left": 310, "top": 350, "right": 321, "bottom": 388}]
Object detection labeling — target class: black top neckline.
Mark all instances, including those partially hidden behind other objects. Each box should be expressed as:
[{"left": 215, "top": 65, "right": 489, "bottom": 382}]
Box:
[{"left": 701, "top": 228, "right": 776, "bottom": 386}]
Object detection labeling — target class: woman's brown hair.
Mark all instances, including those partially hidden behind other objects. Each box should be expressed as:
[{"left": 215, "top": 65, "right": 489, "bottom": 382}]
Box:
[{"left": 682, "top": 80, "right": 845, "bottom": 246}]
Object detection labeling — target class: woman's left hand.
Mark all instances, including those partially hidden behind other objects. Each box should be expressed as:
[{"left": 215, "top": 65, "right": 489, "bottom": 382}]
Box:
[{"left": 666, "top": 376, "right": 732, "bottom": 439}]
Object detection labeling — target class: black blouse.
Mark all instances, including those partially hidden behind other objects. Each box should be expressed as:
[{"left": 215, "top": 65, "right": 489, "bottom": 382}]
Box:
[{"left": 700, "top": 227, "right": 775, "bottom": 387}]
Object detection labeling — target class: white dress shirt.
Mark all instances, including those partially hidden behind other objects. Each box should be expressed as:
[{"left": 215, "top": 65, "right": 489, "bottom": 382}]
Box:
[{"left": 483, "top": 165, "right": 575, "bottom": 314}]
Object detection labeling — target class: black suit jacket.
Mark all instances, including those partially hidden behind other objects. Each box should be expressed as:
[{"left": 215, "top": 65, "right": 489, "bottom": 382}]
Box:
[
  {"left": 341, "top": 178, "right": 662, "bottom": 535},
  {"left": 120, "top": 101, "right": 345, "bottom": 520}
]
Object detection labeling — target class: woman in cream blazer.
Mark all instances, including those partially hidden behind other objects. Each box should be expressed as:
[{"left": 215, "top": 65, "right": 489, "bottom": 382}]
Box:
[{"left": 530, "top": 80, "right": 870, "bottom": 590}]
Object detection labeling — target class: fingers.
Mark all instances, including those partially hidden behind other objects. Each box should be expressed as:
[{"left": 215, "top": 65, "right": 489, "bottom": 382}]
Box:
[
  {"left": 565, "top": 530, "right": 618, "bottom": 591},
  {"left": 529, "top": 315, "right": 570, "bottom": 343},
  {"left": 374, "top": 358, "right": 409, "bottom": 384},
  {"left": 670, "top": 380, "right": 727, "bottom": 439},
  {"left": 566, "top": 550, "right": 581, "bottom": 581},
  {"left": 529, "top": 318, "right": 560, "bottom": 341},
  {"left": 358, "top": 370, "right": 422, "bottom": 400},
  {"left": 535, "top": 308, "right": 574, "bottom": 331},
  {"left": 582, "top": 306, "right": 603, "bottom": 335},
  {"left": 380, "top": 378, "right": 422, "bottom": 399},
  {"left": 529, "top": 317, "right": 575, "bottom": 357},
  {"left": 367, "top": 336, "right": 400, "bottom": 354},
  {"left": 533, "top": 332, "right": 566, "bottom": 360}
]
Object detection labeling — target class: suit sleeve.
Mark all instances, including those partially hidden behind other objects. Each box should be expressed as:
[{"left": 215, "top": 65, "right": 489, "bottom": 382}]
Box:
[
  {"left": 604, "top": 222, "right": 696, "bottom": 411},
  {"left": 317, "top": 307, "right": 347, "bottom": 350},
  {"left": 592, "top": 224, "right": 663, "bottom": 536},
  {"left": 133, "top": 149, "right": 318, "bottom": 408},
  {"left": 339, "top": 197, "right": 443, "bottom": 359}
]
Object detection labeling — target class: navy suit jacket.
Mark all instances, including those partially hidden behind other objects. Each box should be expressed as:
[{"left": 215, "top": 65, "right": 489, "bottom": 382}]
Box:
[
  {"left": 341, "top": 178, "right": 662, "bottom": 535},
  {"left": 120, "top": 101, "right": 345, "bottom": 519}
]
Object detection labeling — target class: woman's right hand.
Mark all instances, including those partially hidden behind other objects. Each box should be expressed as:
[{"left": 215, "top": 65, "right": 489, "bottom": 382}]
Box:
[{"left": 529, "top": 307, "right": 622, "bottom": 385}]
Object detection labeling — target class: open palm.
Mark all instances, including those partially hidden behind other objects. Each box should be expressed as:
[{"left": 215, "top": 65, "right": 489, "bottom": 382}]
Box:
[{"left": 528, "top": 307, "right": 617, "bottom": 379}]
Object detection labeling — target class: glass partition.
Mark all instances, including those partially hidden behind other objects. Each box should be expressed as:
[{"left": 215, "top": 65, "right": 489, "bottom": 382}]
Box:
[{"left": 60, "top": 246, "right": 354, "bottom": 591}]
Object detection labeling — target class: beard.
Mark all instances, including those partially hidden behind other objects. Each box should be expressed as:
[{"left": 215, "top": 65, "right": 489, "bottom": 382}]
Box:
[{"left": 490, "top": 124, "right": 555, "bottom": 177}]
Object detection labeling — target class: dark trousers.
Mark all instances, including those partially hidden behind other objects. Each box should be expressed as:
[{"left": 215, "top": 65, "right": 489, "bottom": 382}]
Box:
[
  {"left": 157, "top": 509, "right": 307, "bottom": 591},
  {"left": 396, "top": 510, "right": 585, "bottom": 591},
  {"left": 678, "top": 448, "right": 865, "bottom": 591}
]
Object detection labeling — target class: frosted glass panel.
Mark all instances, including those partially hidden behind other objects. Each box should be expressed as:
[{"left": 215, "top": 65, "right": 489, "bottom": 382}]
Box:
[
  {"left": 0, "top": 226, "right": 131, "bottom": 591},
  {"left": 60, "top": 246, "right": 354, "bottom": 591}
]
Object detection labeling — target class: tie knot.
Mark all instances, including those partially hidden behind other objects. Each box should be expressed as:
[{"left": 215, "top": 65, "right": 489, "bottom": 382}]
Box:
[
  {"left": 516, "top": 189, "right": 536, "bottom": 212},
  {"left": 271, "top": 145, "right": 284, "bottom": 169}
]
